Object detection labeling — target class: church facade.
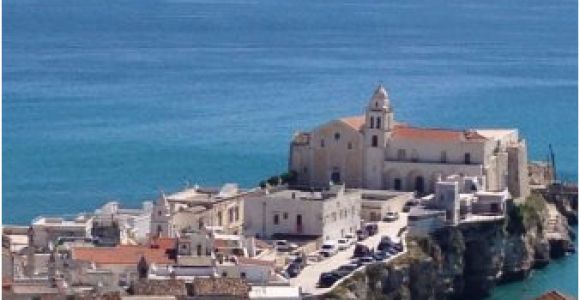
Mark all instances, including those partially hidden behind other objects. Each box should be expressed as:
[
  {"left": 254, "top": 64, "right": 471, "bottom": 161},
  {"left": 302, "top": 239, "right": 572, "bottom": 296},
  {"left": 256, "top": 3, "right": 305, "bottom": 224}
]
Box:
[{"left": 289, "top": 85, "right": 530, "bottom": 199}]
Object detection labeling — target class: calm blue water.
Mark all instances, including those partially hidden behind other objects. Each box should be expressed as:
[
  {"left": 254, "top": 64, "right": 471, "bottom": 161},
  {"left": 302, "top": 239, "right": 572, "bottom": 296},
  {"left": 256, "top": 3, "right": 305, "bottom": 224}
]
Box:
[{"left": 3, "top": 0, "right": 577, "bottom": 298}]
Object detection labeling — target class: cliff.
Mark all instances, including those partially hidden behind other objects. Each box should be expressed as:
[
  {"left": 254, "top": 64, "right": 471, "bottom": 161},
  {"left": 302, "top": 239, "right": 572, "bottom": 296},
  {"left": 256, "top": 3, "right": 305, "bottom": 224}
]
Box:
[{"left": 323, "top": 193, "right": 573, "bottom": 300}]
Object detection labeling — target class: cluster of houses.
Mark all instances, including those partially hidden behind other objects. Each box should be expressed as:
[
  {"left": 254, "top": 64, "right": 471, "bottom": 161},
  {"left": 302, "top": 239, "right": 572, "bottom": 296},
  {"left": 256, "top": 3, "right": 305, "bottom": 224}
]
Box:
[{"left": 2, "top": 85, "right": 531, "bottom": 299}]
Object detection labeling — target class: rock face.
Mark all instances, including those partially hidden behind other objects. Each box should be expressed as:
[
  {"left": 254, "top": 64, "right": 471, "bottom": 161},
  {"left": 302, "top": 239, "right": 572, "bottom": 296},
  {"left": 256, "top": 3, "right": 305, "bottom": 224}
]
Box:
[{"left": 325, "top": 194, "right": 573, "bottom": 300}]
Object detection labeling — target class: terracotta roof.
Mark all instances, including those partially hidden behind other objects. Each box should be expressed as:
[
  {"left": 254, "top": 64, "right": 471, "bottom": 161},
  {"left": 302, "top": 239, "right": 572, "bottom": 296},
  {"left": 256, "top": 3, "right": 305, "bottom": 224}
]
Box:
[
  {"left": 150, "top": 237, "right": 176, "bottom": 250},
  {"left": 72, "top": 245, "right": 173, "bottom": 265},
  {"left": 535, "top": 290, "right": 575, "bottom": 300},
  {"left": 392, "top": 125, "right": 487, "bottom": 142},
  {"left": 339, "top": 115, "right": 365, "bottom": 131},
  {"left": 336, "top": 115, "right": 487, "bottom": 142}
]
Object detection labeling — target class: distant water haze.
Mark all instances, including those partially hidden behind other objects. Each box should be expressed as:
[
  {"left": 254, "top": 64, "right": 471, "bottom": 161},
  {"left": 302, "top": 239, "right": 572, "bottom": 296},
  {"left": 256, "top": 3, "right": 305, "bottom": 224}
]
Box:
[{"left": 3, "top": 0, "right": 578, "bottom": 296}]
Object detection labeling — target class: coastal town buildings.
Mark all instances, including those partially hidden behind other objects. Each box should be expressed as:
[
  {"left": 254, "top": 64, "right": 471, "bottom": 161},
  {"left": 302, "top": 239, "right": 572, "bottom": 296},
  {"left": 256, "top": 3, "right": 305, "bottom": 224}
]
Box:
[
  {"left": 407, "top": 175, "right": 509, "bottom": 236},
  {"left": 244, "top": 184, "right": 361, "bottom": 241},
  {"left": 289, "top": 85, "right": 530, "bottom": 199},
  {"left": 150, "top": 184, "right": 249, "bottom": 238},
  {"left": 30, "top": 215, "right": 94, "bottom": 250}
]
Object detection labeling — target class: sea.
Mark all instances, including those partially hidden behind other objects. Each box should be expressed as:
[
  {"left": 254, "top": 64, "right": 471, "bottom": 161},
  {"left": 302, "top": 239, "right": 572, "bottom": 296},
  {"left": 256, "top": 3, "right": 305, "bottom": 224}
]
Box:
[{"left": 3, "top": 0, "right": 578, "bottom": 298}]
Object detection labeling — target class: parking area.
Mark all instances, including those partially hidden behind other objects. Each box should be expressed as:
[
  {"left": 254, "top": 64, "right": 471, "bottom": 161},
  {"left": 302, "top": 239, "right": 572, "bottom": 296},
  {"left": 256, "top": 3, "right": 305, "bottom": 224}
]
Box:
[{"left": 289, "top": 213, "right": 408, "bottom": 295}]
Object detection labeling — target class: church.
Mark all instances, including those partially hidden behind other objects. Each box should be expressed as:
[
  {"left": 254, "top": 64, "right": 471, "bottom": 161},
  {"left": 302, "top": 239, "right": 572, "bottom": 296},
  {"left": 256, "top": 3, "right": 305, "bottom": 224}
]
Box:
[{"left": 289, "top": 85, "right": 530, "bottom": 199}]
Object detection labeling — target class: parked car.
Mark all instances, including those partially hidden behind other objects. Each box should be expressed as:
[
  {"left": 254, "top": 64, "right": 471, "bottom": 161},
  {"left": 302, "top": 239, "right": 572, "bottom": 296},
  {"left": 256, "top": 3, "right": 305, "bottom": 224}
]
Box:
[
  {"left": 358, "top": 256, "right": 375, "bottom": 265},
  {"left": 320, "top": 240, "right": 339, "bottom": 257},
  {"left": 292, "top": 256, "right": 307, "bottom": 270},
  {"left": 377, "top": 236, "right": 395, "bottom": 252},
  {"left": 307, "top": 251, "right": 324, "bottom": 262},
  {"left": 337, "top": 238, "right": 350, "bottom": 251},
  {"left": 382, "top": 211, "right": 399, "bottom": 222},
  {"left": 364, "top": 223, "right": 379, "bottom": 236},
  {"left": 334, "top": 263, "right": 359, "bottom": 276},
  {"left": 356, "top": 229, "right": 368, "bottom": 241},
  {"left": 353, "top": 243, "right": 371, "bottom": 258},
  {"left": 318, "top": 272, "right": 341, "bottom": 288},
  {"left": 274, "top": 240, "right": 299, "bottom": 251},
  {"left": 386, "top": 247, "right": 399, "bottom": 255},
  {"left": 286, "top": 263, "right": 301, "bottom": 278},
  {"left": 344, "top": 233, "right": 356, "bottom": 245},
  {"left": 403, "top": 200, "right": 419, "bottom": 212},
  {"left": 393, "top": 243, "right": 404, "bottom": 252},
  {"left": 373, "top": 251, "right": 389, "bottom": 261}
]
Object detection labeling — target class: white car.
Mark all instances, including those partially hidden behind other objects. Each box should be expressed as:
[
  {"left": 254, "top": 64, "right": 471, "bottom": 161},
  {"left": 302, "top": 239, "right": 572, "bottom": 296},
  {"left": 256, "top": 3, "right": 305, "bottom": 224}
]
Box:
[
  {"left": 274, "top": 240, "right": 299, "bottom": 252},
  {"left": 344, "top": 233, "right": 356, "bottom": 245},
  {"left": 337, "top": 238, "right": 350, "bottom": 251},
  {"left": 319, "top": 240, "right": 339, "bottom": 257}
]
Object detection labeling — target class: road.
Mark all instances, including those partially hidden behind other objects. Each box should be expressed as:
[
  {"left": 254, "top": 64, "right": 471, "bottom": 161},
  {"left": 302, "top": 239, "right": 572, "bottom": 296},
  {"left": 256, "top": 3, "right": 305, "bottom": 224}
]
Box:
[{"left": 289, "top": 213, "right": 408, "bottom": 295}]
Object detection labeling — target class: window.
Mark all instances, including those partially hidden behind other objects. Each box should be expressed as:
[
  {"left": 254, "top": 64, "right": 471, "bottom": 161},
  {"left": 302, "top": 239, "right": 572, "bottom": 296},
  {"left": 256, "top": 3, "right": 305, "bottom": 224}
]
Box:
[
  {"left": 157, "top": 225, "right": 163, "bottom": 235},
  {"left": 235, "top": 206, "right": 240, "bottom": 221},
  {"left": 334, "top": 132, "right": 340, "bottom": 140},
  {"left": 397, "top": 149, "right": 406, "bottom": 160},
  {"left": 303, "top": 166, "right": 308, "bottom": 173},
  {"left": 240, "top": 272, "right": 247, "bottom": 279},
  {"left": 283, "top": 212, "right": 288, "bottom": 220},
  {"left": 376, "top": 117, "right": 381, "bottom": 129},
  {"left": 440, "top": 151, "right": 447, "bottom": 163},
  {"left": 370, "top": 117, "right": 375, "bottom": 129},
  {"left": 411, "top": 149, "right": 419, "bottom": 162},
  {"left": 394, "top": 178, "right": 402, "bottom": 190},
  {"left": 198, "top": 219, "right": 204, "bottom": 230},
  {"left": 273, "top": 214, "right": 279, "bottom": 225},
  {"left": 229, "top": 208, "right": 234, "bottom": 223},
  {"left": 320, "top": 139, "right": 325, "bottom": 148},
  {"left": 371, "top": 135, "right": 378, "bottom": 147},
  {"left": 196, "top": 244, "right": 202, "bottom": 256},
  {"left": 217, "top": 212, "right": 223, "bottom": 226},
  {"left": 347, "top": 142, "right": 352, "bottom": 150},
  {"left": 464, "top": 153, "right": 471, "bottom": 164}
]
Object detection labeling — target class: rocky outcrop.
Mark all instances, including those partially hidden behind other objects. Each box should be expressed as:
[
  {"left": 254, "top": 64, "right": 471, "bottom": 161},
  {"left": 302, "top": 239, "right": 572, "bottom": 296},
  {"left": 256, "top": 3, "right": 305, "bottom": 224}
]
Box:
[{"left": 326, "top": 193, "right": 574, "bottom": 300}]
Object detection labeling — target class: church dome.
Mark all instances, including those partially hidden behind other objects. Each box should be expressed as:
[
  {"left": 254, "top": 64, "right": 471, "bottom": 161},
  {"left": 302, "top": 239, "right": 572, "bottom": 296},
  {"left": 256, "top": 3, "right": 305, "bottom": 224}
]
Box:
[{"left": 369, "top": 84, "right": 390, "bottom": 109}]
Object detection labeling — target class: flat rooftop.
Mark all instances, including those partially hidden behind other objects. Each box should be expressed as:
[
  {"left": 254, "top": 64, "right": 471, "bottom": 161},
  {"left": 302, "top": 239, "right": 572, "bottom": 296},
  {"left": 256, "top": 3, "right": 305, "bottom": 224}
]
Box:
[
  {"left": 32, "top": 216, "right": 92, "bottom": 227},
  {"left": 166, "top": 184, "right": 244, "bottom": 203},
  {"left": 475, "top": 129, "right": 517, "bottom": 140},
  {"left": 358, "top": 189, "right": 413, "bottom": 201}
]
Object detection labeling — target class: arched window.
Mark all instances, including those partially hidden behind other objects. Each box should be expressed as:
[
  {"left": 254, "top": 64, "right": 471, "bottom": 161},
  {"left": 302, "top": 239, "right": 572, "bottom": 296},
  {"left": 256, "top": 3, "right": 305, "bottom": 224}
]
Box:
[
  {"left": 370, "top": 117, "right": 375, "bottom": 129},
  {"left": 376, "top": 117, "right": 381, "bottom": 129},
  {"left": 334, "top": 132, "right": 340, "bottom": 140},
  {"left": 371, "top": 135, "right": 378, "bottom": 147}
]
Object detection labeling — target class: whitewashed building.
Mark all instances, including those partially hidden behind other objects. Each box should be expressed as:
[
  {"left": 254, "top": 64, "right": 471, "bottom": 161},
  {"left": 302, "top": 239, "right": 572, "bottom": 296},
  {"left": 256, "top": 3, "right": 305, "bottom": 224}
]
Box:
[
  {"left": 31, "top": 216, "right": 93, "bottom": 249},
  {"left": 289, "top": 85, "right": 530, "bottom": 199},
  {"left": 408, "top": 174, "right": 510, "bottom": 236},
  {"left": 244, "top": 184, "right": 361, "bottom": 241},
  {"left": 150, "top": 184, "right": 248, "bottom": 238}
]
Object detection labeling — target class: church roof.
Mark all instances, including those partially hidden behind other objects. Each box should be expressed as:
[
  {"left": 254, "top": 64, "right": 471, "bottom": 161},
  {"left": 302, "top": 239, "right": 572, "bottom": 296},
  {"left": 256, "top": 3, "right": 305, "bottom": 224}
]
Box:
[
  {"left": 337, "top": 115, "right": 487, "bottom": 142},
  {"left": 392, "top": 125, "right": 488, "bottom": 142},
  {"left": 339, "top": 115, "right": 366, "bottom": 130}
]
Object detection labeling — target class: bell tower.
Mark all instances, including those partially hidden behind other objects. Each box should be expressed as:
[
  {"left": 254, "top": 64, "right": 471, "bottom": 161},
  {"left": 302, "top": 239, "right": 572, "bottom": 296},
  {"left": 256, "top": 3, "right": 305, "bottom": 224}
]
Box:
[{"left": 364, "top": 84, "right": 394, "bottom": 189}]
